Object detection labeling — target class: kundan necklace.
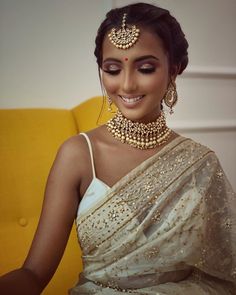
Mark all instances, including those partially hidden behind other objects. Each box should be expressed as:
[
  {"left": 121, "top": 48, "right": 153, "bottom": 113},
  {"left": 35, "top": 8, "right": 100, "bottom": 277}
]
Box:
[{"left": 106, "top": 111, "right": 172, "bottom": 149}]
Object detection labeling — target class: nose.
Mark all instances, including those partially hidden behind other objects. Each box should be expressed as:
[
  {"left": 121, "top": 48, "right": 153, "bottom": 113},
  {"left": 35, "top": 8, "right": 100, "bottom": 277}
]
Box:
[{"left": 121, "top": 70, "right": 137, "bottom": 93}]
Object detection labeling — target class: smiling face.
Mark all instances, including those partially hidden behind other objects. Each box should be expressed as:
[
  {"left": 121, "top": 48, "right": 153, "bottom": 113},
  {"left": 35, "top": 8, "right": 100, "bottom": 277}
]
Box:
[{"left": 101, "top": 28, "right": 175, "bottom": 123}]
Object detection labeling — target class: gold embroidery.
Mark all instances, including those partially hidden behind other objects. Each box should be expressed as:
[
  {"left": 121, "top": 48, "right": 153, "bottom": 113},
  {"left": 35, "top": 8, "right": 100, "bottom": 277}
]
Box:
[
  {"left": 77, "top": 139, "right": 213, "bottom": 255},
  {"left": 72, "top": 137, "right": 236, "bottom": 294}
]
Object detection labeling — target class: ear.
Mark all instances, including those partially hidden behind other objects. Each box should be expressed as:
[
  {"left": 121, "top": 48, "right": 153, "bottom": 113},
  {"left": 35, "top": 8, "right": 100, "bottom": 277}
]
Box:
[{"left": 170, "top": 64, "right": 180, "bottom": 82}]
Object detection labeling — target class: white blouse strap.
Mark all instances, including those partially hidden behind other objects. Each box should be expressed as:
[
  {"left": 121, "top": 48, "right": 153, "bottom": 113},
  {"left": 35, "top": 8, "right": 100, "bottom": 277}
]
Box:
[{"left": 80, "top": 133, "right": 96, "bottom": 178}]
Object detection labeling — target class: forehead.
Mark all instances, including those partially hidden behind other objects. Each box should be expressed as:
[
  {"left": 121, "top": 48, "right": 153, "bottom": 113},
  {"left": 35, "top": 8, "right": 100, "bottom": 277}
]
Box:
[{"left": 102, "top": 28, "right": 166, "bottom": 61}]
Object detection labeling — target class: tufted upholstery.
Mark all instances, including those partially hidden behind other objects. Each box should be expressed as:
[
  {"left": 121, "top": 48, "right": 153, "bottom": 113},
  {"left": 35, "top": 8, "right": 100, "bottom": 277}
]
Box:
[{"left": 0, "top": 96, "right": 113, "bottom": 295}]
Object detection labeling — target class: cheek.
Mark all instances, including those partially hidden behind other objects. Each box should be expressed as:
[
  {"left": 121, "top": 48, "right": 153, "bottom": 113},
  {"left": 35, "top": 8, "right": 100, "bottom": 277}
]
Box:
[
  {"left": 102, "top": 75, "right": 119, "bottom": 94},
  {"left": 140, "top": 74, "right": 168, "bottom": 94}
]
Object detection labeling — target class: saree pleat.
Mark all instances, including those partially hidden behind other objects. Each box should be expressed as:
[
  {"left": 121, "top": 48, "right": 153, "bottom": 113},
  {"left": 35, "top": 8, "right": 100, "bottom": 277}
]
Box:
[{"left": 70, "top": 137, "right": 236, "bottom": 294}]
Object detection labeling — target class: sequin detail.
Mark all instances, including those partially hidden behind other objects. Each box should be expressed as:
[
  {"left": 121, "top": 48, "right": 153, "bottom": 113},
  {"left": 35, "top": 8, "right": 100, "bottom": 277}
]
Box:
[{"left": 71, "top": 137, "right": 236, "bottom": 294}]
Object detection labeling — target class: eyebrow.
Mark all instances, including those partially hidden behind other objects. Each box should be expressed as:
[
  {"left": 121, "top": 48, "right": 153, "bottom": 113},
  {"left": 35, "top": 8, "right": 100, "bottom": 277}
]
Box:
[{"left": 103, "top": 55, "right": 159, "bottom": 63}]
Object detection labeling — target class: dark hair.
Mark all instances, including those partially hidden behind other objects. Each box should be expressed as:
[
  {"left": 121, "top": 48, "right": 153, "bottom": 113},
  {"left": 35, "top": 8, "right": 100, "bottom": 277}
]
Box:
[{"left": 94, "top": 2, "right": 189, "bottom": 75}]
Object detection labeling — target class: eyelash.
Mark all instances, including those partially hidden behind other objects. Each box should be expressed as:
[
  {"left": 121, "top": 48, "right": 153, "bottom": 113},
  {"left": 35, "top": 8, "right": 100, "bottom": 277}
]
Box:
[
  {"left": 103, "top": 67, "right": 156, "bottom": 76},
  {"left": 139, "top": 68, "right": 156, "bottom": 74},
  {"left": 103, "top": 69, "right": 120, "bottom": 76}
]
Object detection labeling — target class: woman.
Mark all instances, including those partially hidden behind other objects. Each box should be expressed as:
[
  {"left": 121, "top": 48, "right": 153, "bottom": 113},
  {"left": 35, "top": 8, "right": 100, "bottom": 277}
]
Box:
[{"left": 0, "top": 3, "right": 235, "bottom": 294}]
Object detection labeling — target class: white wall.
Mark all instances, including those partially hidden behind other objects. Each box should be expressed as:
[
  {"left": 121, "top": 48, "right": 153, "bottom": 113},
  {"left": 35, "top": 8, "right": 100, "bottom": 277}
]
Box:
[
  {"left": 0, "top": 0, "right": 235, "bottom": 189},
  {"left": 0, "top": 0, "right": 112, "bottom": 108}
]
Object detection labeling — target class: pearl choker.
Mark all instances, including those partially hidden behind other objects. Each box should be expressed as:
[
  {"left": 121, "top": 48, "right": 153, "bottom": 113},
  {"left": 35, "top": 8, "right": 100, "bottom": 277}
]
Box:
[{"left": 106, "top": 111, "right": 172, "bottom": 149}]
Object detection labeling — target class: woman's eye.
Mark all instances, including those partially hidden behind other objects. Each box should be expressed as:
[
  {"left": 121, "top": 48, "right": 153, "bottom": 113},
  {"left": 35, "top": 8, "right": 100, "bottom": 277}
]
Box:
[
  {"left": 103, "top": 64, "right": 121, "bottom": 75},
  {"left": 103, "top": 69, "right": 121, "bottom": 75},
  {"left": 138, "top": 66, "right": 156, "bottom": 74}
]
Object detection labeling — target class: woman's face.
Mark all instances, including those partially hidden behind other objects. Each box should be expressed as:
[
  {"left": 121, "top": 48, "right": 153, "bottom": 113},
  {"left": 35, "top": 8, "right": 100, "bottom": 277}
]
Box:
[{"left": 101, "top": 28, "right": 174, "bottom": 123}]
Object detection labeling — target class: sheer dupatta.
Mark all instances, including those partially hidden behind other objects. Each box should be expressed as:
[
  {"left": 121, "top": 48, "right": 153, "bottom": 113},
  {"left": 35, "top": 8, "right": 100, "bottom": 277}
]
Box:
[{"left": 70, "top": 137, "right": 236, "bottom": 294}]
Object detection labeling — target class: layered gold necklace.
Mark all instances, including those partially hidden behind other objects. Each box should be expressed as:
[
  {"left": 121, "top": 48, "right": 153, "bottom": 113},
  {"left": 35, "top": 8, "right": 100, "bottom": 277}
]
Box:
[{"left": 106, "top": 111, "right": 172, "bottom": 149}]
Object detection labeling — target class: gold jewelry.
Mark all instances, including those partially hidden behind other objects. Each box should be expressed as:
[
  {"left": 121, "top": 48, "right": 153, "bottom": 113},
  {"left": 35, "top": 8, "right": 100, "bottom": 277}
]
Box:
[
  {"left": 163, "top": 81, "right": 178, "bottom": 114},
  {"left": 108, "top": 13, "right": 140, "bottom": 49},
  {"left": 107, "top": 96, "right": 112, "bottom": 112},
  {"left": 106, "top": 111, "right": 172, "bottom": 149}
]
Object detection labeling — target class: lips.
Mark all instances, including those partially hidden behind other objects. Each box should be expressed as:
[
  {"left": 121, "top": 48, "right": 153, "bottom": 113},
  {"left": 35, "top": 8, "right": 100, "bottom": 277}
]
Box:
[{"left": 119, "top": 95, "right": 144, "bottom": 103}]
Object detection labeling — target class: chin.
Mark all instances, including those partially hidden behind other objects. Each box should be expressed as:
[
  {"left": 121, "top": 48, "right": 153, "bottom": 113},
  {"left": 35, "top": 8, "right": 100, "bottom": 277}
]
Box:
[
  {"left": 118, "top": 107, "right": 160, "bottom": 123},
  {"left": 117, "top": 108, "right": 138, "bottom": 120}
]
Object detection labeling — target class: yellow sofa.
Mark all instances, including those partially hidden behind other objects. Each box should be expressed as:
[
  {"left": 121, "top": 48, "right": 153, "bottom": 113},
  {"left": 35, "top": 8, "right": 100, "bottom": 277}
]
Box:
[{"left": 0, "top": 96, "right": 113, "bottom": 295}]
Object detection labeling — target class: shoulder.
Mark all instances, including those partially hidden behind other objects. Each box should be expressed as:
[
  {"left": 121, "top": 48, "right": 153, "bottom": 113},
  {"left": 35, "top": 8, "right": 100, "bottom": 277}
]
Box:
[
  {"left": 175, "top": 136, "right": 222, "bottom": 168},
  {"left": 57, "top": 133, "right": 88, "bottom": 160},
  {"left": 51, "top": 134, "right": 91, "bottom": 181},
  {"left": 84, "top": 125, "right": 112, "bottom": 148},
  {"left": 180, "top": 136, "right": 223, "bottom": 172},
  {"left": 56, "top": 126, "right": 107, "bottom": 161},
  {"left": 179, "top": 136, "right": 213, "bottom": 155}
]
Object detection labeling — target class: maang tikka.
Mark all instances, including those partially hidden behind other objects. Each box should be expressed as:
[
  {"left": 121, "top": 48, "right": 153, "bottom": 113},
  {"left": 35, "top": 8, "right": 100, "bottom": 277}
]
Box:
[{"left": 108, "top": 13, "right": 140, "bottom": 49}]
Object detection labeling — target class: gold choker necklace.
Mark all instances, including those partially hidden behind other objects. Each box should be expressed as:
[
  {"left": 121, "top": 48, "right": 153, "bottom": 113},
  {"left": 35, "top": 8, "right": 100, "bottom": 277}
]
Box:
[{"left": 106, "top": 111, "right": 172, "bottom": 149}]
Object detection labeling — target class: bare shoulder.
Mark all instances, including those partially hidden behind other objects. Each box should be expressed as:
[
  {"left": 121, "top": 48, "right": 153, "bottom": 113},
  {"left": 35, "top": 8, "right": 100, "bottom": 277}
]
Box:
[
  {"left": 50, "top": 133, "right": 93, "bottom": 186},
  {"left": 57, "top": 133, "right": 88, "bottom": 160},
  {"left": 86, "top": 124, "right": 115, "bottom": 146}
]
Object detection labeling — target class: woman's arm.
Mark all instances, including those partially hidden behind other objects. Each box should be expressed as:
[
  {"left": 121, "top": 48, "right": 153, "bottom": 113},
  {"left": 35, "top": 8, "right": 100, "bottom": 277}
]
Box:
[
  {"left": 0, "top": 268, "right": 43, "bottom": 295},
  {"left": 0, "top": 136, "right": 84, "bottom": 294}
]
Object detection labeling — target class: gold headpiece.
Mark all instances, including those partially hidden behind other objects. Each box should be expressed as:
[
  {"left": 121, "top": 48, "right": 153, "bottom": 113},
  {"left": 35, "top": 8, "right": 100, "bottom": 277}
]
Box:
[{"left": 108, "top": 13, "right": 140, "bottom": 49}]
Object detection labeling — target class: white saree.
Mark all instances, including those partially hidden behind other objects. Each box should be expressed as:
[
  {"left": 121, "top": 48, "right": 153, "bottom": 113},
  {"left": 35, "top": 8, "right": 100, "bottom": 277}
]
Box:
[{"left": 70, "top": 136, "right": 236, "bottom": 294}]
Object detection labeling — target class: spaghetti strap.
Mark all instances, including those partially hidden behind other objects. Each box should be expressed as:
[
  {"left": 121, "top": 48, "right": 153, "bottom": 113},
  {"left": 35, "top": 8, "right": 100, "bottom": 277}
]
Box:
[{"left": 80, "top": 133, "right": 96, "bottom": 178}]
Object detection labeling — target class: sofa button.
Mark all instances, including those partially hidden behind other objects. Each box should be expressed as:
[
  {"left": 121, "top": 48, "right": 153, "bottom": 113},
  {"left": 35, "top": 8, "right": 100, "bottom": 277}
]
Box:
[{"left": 18, "top": 218, "right": 28, "bottom": 227}]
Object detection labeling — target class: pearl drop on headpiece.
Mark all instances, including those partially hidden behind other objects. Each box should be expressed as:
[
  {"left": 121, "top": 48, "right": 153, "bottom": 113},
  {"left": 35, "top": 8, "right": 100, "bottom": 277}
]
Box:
[{"left": 108, "top": 13, "right": 140, "bottom": 50}]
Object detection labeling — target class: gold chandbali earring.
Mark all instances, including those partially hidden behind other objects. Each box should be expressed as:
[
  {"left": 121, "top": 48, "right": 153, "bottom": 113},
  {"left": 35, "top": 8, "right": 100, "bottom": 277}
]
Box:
[
  {"left": 106, "top": 111, "right": 172, "bottom": 150},
  {"left": 163, "top": 81, "right": 178, "bottom": 114},
  {"left": 107, "top": 96, "right": 112, "bottom": 112},
  {"left": 108, "top": 13, "right": 140, "bottom": 49}
]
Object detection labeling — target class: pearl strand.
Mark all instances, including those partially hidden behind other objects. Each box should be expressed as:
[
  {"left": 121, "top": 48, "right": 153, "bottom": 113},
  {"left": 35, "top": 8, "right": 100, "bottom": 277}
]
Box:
[{"left": 106, "top": 111, "right": 172, "bottom": 149}]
